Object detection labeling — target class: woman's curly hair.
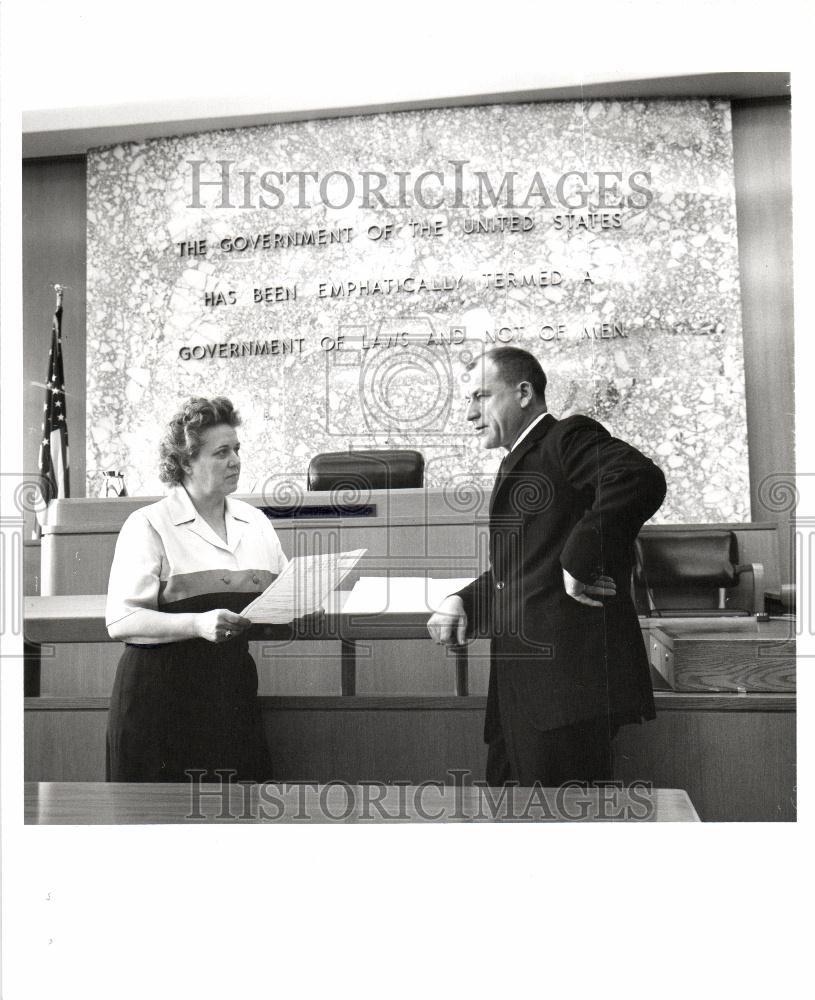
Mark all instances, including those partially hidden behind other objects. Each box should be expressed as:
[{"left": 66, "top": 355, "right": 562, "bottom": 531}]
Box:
[{"left": 158, "top": 396, "right": 241, "bottom": 485}]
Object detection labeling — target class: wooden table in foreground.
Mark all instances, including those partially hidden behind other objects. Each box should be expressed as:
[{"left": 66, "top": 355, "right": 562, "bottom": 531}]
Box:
[{"left": 25, "top": 781, "right": 699, "bottom": 823}]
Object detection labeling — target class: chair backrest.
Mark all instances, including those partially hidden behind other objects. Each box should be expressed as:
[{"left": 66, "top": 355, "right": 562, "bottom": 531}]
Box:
[
  {"left": 634, "top": 530, "right": 739, "bottom": 589},
  {"left": 307, "top": 450, "right": 424, "bottom": 491}
]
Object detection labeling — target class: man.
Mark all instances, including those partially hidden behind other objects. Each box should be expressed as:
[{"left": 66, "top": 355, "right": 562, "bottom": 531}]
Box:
[{"left": 428, "top": 347, "right": 666, "bottom": 786}]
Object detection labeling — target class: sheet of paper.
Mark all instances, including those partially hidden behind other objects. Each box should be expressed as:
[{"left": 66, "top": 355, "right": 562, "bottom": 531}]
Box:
[
  {"left": 241, "top": 548, "right": 366, "bottom": 623},
  {"left": 341, "top": 576, "right": 475, "bottom": 615}
]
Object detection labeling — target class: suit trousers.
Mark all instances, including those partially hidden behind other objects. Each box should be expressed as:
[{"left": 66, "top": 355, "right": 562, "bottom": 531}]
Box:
[{"left": 485, "top": 674, "right": 618, "bottom": 786}]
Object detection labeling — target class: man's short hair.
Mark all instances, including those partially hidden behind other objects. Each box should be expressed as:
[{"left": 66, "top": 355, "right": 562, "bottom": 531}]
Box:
[{"left": 480, "top": 346, "right": 548, "bottom": 400}]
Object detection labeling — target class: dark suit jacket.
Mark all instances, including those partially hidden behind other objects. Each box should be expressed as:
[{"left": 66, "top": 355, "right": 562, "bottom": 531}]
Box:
[{"left": 458, "top": 413, "right": 666, "bottom": 736}]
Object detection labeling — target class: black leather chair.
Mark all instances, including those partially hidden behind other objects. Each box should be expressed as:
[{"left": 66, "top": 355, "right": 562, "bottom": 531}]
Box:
[
  {"left": 634, "top": 529, "right": 764, "bottom": 617},
  {"left": 307, "top": 450, "right": 424, "bottom": 491}
]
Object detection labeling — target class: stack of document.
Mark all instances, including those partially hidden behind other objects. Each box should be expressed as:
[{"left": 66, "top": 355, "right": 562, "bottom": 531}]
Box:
[
  {"left": 241, "top": 549, "right": 366, "bottom": 623},
  {"left": 341, "top": 577, "right": 475, "bottom": 615}
]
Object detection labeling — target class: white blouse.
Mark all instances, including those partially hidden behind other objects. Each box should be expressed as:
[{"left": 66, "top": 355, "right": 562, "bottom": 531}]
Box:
[{"left": 106, "top": 485, "right": 287, "bottom": 630}]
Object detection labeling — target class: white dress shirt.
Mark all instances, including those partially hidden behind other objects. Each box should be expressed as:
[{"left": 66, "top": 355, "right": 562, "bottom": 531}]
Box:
[{"left": 509, "top": 411, "right": 550, "bottom": 452}]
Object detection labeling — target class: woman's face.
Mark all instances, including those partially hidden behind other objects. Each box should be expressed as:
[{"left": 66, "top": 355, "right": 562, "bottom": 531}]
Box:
[{"left": 183, "top": 423, "right": 241, "bottom": 498}]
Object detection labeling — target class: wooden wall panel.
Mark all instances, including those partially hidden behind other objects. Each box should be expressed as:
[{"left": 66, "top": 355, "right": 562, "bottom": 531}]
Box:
[
  {"left": 252, "top": 640, "right": 341, "bottom": 696},
  {"left": 263, "top": 702, "right": 488, "bottom": 784},
  {"left": 24, "top": 542, "right": 41, "bottom": 596},
  {"left": 24, "top": 704, "right": 108, "bottom": 782},
  {"left": 24, "top": 696, "right": 795, "bottom": 821},
  {"left": 22, "top": 157, "right": 87, "bottom": 538},
  {"left": 615, "top": 706, "right": 796, "bottom": 821},
  {"left": 353, "top": 640, "right": 456, "bottom": 695},
  {"left": 731, "top": 98, "right": 795, "bottom": 581},
  {"left": 37, "top": 643, "right": 121, "bottom": 697},
  {"left": 41, "top": 531, "right": 117, "bottom": 595},
  {"left": 33, "top": 637, "right": 490, "bottom": 699}
]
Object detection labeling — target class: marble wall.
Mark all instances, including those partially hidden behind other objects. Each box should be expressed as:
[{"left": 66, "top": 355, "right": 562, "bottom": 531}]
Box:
[{"left": 86, "top": 100, "right": 748, "bottom": 521}]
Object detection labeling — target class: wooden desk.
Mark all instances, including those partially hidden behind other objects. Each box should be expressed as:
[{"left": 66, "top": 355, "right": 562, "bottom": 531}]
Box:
[
  {"left": 24, "top": 593, "right": 448, "bottom": 643},
  {"left": 648, "top": 619, "right": 796, "bottom": 692},
  {"left": 24, "top": 593, "right": 468, "bottom": 695},
  {"left": 24, "top": 781, "right": 700, "bottom": 824}
]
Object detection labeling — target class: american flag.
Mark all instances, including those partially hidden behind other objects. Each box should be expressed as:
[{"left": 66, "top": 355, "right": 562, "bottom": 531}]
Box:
[{"left": 37, "top": 288, "right": 70, "bottom": 512}]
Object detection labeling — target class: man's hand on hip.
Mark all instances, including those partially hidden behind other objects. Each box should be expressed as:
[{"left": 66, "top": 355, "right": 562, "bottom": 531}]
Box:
[
  {"left": 563, "top": 568, "right": 617, "bottom": 607},
  {"left": 427, "top": 595, "right": 468, "bottom": 645}
]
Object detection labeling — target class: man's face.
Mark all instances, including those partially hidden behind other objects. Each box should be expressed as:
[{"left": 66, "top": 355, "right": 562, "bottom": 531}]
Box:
[{"left": 465, "top": 357, "right": 526, "bottom": 450}]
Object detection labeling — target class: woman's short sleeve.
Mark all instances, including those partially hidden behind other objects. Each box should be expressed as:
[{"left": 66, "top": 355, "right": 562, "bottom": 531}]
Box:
[{"left": 105, "top": 511, "right": 164, "bottom": 628}]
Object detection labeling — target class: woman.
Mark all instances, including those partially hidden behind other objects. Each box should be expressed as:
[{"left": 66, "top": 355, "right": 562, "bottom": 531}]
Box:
[{"left": 105, "top": 396, "right": 286, "bottom": 782}]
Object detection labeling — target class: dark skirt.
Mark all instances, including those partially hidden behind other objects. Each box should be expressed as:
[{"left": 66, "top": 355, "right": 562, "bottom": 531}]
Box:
[{"left": 106, "top": 604, "right": 272, "bottom": 783}]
